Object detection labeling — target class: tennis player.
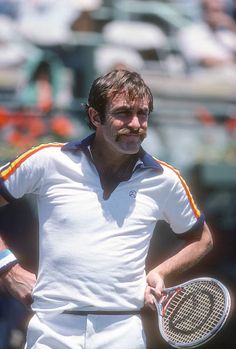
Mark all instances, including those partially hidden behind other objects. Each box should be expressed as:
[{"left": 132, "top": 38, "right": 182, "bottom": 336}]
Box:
[{"left": 0, "top": 70, "right": 213, "bottom": 349}]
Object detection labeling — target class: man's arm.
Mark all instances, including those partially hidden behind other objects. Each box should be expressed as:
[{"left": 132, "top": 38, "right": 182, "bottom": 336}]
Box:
[
  {"left": 0, "top": 195, "right": 36, "bottom": 309},
  {"left": 145, "top": 222, "right": 213, "bottom": 309}
]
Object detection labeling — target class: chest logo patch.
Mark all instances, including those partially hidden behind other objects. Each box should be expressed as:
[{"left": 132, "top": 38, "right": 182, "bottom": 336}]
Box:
[{"left": 129, "top": 190, "right": 137, "bottom": 198}]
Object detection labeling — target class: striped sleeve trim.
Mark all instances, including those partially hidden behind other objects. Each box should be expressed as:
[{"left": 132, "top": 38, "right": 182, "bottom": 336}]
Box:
[
  {"left": 0, "top": 143, "right": 64, "bottom": 181},
  {"left": 155, "top": 158, "right": 201, "bottom": 219},
  {"left": 0, "top": 250, "right": 17, "bottom": 268}
]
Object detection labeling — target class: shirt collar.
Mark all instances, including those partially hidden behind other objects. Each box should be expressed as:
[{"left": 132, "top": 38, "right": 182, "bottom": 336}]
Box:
[
  {"left": 62, "top": 133, "right": 163, "bottom": 172},
  {"left": 62, "top": 133, "right": 95, "bottom": 151}
]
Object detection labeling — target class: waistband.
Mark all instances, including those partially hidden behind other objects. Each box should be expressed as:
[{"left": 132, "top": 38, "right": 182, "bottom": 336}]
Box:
[{"left": 63, "top": 310, "right": 141, "bottom": 316}]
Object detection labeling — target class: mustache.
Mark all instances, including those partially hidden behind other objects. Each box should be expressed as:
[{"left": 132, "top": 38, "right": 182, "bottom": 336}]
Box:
[
  {"left": 116, "top": 128, "right": 147, "bottom": 137},
  {"left": 115, "top": 128, "right": 147, "bottom": 143}
]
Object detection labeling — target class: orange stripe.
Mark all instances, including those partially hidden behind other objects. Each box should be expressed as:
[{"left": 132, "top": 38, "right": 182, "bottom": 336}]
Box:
[
  {"left": 1, "top": 143, "right": 64, "bottom": 181},
  {"left": 153, "top": 157, "right": 201, "bottom": 218}
]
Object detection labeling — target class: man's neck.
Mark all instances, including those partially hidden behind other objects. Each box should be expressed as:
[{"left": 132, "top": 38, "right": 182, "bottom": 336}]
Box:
[
  {"left": 90, "top": 137, "right": 139, "bottom": 199},
  {"left": 91, "top": 143, "right": 138, "bottom": 175}
]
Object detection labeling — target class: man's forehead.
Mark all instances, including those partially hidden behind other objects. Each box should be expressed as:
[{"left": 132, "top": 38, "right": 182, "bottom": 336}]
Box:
[{"left": 108, "top": 92, "right": 149, "bottom": 109}]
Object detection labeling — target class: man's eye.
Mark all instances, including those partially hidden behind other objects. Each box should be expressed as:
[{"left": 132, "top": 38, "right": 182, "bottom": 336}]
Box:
[
  {"left": 138, "top": 112, "right": 149, "bottom": 119},
  {"left": 112, "top": 111, "right": 149, "bottom": 119},
  {"left": 114, "top": 111, "right": 129, "bottom": 118}
]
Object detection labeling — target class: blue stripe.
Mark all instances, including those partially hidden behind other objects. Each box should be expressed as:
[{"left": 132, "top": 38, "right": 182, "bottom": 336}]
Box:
[{"left": 0, "top": 249, "right": 12, "bottom": 259}]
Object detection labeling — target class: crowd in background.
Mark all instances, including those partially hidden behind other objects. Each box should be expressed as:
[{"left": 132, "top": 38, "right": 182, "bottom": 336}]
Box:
[{"left": 0, "top": 0, "right": 236, "bottom": 348}]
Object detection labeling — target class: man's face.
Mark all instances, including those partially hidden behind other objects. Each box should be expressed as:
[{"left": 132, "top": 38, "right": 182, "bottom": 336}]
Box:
[
  {"left": 203, "top": 0, "right": 224, "bottom": 28},
  {"left": 98, "top": 92, "right": 149, "bottom": 155}
]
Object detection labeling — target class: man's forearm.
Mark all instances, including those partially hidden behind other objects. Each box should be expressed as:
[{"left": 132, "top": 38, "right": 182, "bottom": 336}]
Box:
[
  {"left": 0, "top": 237, "right": 36, "bottom": 308},
  {"left": 152, "top": 223, "right": 213, "bottom": 280},
  {"left": 145, "top": 223, "right": 213, "bottom": 308}
]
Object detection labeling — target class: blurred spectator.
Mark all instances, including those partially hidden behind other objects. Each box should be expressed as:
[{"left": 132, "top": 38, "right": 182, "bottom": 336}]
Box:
[
  {"left": 14, "top": 0, "right": 103, "bottom": 100},
  {"left": 16, "top": 50, "right": 73, "bottom": 111},
  {"left": 17, "top": 0, "right": 103, "bottom": 46},
  {"left": 177, "top": 0, "right": 236, "bottom": 73}
]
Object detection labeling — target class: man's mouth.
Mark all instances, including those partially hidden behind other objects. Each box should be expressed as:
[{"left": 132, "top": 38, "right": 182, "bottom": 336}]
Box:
[
  {"left": 116, "top": 128, "right": 146, "bottom": 138},
  {"left": 116, "top": 128, "right": 146, "bottom": 141}
]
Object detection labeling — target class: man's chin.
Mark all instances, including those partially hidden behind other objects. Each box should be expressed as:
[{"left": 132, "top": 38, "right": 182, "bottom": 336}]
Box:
[
  {"left": 115, "top": 134, "right": 146, "bottom": 154},
  {"left": 119, "top": 141, "right": 143, "bottom": 154}
]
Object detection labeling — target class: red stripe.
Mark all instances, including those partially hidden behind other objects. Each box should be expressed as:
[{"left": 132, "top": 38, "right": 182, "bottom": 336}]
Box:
[
  {"left": 1, "top": 143, "right": 63, "bottom": 181},
  {"left": 154, "top": 158, "right": 201, "bottom": 218}
]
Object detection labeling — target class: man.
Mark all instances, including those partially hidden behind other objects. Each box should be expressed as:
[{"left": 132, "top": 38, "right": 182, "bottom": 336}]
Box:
[
  {"left": 0, "top": 70, "right": 213, "bottom": 349},
  {"left": 177, "top": 0, "right": 236, "bottom": 72}
]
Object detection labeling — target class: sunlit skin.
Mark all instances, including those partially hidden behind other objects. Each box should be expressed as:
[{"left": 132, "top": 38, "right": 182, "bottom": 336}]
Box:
[
  {"left": 90, "top": 92, "right": 149, "bottom": 160},
  {"left": 88, "top": 92, "right": 150, "bottom": 198}
]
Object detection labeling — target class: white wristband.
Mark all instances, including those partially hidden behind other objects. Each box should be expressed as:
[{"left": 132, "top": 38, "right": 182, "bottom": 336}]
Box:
[{"left": 0, "top": 249, "right": 17, "bottom": 275}]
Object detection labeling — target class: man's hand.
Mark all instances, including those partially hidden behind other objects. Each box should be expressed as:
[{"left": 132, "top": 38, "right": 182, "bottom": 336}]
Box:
[
  {"left": 145, "top": 269, "right": 165, "bottom": 310},
  {"left": 1, "top": 263, "right": 36, "bottom": 309},
  {"left": 144, "top": 223, "right": 213, "bottom": 311}
]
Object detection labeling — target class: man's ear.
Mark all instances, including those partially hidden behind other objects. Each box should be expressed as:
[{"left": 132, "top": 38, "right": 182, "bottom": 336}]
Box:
[{"left": 88, "top": 107, "right": 101, "bottom": 128}]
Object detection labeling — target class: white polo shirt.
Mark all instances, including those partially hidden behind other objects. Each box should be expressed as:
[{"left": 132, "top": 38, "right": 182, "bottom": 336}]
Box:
[{"left": 0, "top": 134, "right": 204, "bottom": 317}]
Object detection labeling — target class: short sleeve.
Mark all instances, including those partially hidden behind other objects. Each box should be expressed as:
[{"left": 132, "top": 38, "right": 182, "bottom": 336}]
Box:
[
  {"left": 162, "top": 169, "right": 203, "bottom": 235},
  {"left": 0, "top": 147, "right": 47, "bottom": 201}
]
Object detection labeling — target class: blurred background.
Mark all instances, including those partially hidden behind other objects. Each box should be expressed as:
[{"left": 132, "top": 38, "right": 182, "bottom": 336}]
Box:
[{"left": 0, "top": 0, "right": 236, "bottom": 348}]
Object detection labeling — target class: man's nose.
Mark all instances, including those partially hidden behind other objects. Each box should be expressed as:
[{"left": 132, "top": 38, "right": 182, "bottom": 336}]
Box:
[{"left": 128, "top": 115, "right": 141, "bottom": 129}]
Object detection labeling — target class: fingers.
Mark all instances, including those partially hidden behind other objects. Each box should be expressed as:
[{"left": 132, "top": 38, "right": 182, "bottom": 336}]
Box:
[
  {"left": 145, "top": 268, "right": 165, "bottom": 310},
  {"left": 23, "top": 293, "right": 34, "bottom": 310},
  {"left": 144, "top": 285, "right": 159, "bottom": 311},
  {"left": 1, "top": 264, "right": 36, "bottom": 309}
]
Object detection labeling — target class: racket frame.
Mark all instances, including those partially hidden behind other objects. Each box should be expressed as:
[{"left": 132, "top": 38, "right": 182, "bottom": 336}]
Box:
[{"left": 153, "top": 277, "right": 231, "bottom": 348}]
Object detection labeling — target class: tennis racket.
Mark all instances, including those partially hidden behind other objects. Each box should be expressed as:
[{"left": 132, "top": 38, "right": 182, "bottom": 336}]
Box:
[{"left": 152, "top": 277, "right": 231, "bottom": 348}]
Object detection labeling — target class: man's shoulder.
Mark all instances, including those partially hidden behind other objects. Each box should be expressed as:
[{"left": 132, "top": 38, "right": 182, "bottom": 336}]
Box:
[
  {"left": 16, "top": 142, "right": 66, "bottom": 165},
  {"left": 150, "top": 157, "right": 182, "bottom": 181},
  {"left": 30, "top": 142, "right": 65, "bottom": 156}
]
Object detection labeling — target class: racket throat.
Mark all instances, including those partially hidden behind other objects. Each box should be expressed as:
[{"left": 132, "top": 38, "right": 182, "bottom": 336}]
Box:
[{"left": 160, "top": 287, "right": 183, "bottom": 317}]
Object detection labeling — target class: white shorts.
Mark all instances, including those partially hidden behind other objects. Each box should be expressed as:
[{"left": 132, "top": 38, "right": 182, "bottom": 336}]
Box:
[{"left": 25, "top": 312, "right": 146, "bottom": 349}]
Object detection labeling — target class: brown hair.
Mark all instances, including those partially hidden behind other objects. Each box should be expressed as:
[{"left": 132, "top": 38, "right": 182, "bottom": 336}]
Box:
[{"left": 85, "top": 69, "right": 153, "bottom": 129}]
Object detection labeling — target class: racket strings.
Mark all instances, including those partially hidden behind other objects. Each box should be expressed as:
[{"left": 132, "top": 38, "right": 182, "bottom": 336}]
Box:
[{"left": 162, "top": 281, "right": 227, "bottom": 344}]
